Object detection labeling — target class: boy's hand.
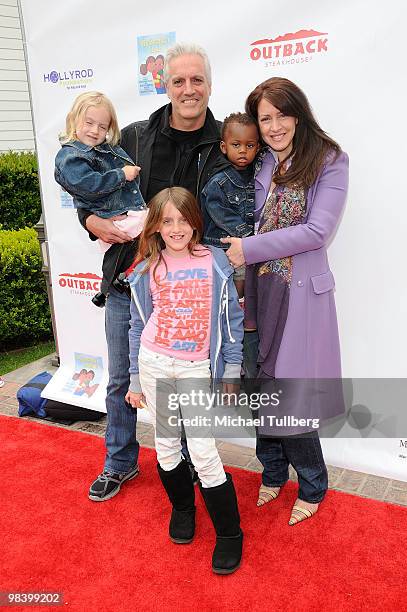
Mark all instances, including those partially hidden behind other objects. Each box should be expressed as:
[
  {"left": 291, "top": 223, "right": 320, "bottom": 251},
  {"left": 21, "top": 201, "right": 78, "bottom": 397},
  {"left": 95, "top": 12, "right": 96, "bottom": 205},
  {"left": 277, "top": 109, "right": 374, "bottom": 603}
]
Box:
[
  {"left": 222, "top": 382, "right": 240, "bottom": 405},
  {"left": 123, "top": 165, "right": 141, "bottom": 181},
  {"left": 125, "top": 390, "right": 146, "bottom": 409}
]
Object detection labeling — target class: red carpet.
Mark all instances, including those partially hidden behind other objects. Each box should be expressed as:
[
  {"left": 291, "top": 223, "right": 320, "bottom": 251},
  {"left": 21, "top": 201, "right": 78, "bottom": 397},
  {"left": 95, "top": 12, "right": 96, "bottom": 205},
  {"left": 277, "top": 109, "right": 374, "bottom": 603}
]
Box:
[{"left": 0, "top": 415, "right": 405, "bottom": 611}]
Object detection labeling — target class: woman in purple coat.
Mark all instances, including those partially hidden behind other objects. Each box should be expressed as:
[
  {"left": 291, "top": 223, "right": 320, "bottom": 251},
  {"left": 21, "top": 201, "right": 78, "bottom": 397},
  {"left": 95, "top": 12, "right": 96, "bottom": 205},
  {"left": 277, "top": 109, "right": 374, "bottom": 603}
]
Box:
[{"left": 222, "top": 77, "right": 349, "bottom": 525}]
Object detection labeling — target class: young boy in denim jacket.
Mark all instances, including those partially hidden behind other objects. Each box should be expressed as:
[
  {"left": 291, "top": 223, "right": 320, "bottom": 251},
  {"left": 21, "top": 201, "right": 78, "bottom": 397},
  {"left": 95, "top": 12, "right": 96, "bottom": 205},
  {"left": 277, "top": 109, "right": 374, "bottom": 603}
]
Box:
[{"left": 201, "top": 113, "right": 259, "bottom": 298}]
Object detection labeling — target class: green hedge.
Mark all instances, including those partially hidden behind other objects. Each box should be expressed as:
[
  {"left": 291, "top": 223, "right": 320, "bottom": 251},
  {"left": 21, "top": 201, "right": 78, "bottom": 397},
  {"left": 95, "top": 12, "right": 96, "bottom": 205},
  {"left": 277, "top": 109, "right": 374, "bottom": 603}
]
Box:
[
  {"left": 0, "top": 227, "right": 52, "bottom": 349},
  {"left": 0, "top": 151, "right": 41, "bottom": 231}
]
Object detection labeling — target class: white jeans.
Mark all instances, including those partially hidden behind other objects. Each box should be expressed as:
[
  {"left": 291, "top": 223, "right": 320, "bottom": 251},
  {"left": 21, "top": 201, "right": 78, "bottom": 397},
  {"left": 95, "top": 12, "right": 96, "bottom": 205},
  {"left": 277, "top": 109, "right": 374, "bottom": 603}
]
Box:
[{"left": 138, "top": 344, "right": 226, "bottom": 488}]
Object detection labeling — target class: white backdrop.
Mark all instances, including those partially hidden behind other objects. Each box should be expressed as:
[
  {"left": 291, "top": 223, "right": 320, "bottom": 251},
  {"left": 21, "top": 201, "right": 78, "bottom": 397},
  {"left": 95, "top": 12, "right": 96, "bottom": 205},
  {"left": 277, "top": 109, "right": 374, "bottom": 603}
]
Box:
[{"left": 19, "top": 0, "right": 407, "bottom": 480}]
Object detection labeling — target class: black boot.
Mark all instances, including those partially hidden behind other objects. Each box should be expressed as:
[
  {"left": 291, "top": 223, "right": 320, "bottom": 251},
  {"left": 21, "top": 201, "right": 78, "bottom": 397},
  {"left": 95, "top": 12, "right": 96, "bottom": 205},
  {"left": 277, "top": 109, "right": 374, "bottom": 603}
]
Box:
[
  {"left": 157, "top": 460, "right": 196, "bottom": 544},
  {"left": 199, "top": 473, "right": 243, "bottom": 574}
]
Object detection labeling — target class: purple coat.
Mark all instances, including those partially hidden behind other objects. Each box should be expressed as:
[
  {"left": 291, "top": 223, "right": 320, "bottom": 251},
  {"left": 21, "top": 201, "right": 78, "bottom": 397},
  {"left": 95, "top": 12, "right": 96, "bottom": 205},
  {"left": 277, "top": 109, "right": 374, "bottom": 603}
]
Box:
[{"left": 243, "top": 149, "right": 349, "bottom": 380}]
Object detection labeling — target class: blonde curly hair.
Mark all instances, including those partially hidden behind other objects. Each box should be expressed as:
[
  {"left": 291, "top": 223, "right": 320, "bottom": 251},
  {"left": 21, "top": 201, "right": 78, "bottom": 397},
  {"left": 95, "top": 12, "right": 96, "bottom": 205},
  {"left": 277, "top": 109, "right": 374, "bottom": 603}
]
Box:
[{"left": 60, "top": 91, "right": 121, "bottom": 146}]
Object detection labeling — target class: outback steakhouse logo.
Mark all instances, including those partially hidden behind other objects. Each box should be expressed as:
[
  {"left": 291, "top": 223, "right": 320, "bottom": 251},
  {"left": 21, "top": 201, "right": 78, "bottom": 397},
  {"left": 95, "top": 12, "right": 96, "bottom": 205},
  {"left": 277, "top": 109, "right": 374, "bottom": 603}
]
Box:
[
  {"left": 59, "top": 272, "right": 102, "bottom": 296},
  {"left": 250, "top": 29, "right": 328, "bottom": 67}
]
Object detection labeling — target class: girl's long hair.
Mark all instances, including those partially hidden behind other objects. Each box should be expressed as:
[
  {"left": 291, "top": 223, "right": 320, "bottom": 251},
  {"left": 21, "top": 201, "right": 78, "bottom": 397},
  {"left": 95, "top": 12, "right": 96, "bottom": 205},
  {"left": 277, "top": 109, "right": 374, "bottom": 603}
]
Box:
[
  {"left": 137, "top": 187, "right": 205, "bottom": 283},
  {"left": 245, "top": 77, "right": 341, "bottom": 187}
]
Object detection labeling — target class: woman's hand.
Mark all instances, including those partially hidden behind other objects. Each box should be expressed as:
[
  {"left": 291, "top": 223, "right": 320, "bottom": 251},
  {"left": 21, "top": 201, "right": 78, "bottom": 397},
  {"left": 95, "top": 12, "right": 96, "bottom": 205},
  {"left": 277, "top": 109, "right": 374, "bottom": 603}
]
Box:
[
  {"left": 220, "top": 237, "right": 245, "bottom": 268},
  {"left": 125, "top": 390, "right": 146, "bottom": 409}
]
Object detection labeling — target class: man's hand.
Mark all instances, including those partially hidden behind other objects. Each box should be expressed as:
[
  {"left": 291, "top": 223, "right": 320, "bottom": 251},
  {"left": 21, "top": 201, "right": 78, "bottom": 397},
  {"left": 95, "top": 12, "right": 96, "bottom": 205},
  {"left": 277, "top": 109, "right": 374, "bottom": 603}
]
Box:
[
  {"left": 125, "top": 390, "right": 146, "bottom": 409},
  {"left": 220, "top": 237, "right": 245, "bottom": 268},
  {"left": 123, "top": 165, "right": 141, "bottom": 181},
  {"left": 85, "top": 214, "right": 133, "bottom": 243}
]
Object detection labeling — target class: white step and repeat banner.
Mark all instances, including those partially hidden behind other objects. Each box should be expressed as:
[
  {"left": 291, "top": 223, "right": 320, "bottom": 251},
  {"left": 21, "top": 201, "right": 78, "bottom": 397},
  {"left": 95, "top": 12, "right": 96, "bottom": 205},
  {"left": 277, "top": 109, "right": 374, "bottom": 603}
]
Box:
[{"left": 19, "top": 0, "right": 407, "bottom": 480}]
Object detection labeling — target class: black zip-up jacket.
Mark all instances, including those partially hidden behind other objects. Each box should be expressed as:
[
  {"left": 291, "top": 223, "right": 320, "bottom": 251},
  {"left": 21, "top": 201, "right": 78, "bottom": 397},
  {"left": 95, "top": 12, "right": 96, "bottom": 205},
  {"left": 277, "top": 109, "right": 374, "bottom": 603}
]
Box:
[{"left": 77, "top": 103, "right": 221, "bottom": 294}]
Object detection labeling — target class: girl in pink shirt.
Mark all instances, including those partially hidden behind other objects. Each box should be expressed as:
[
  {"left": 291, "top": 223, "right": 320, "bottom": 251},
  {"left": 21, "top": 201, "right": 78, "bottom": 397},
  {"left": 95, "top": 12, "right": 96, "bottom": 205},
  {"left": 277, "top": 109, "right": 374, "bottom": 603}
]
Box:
[{"left": 126, "top": 187, "right": 243, "bottom": 575}]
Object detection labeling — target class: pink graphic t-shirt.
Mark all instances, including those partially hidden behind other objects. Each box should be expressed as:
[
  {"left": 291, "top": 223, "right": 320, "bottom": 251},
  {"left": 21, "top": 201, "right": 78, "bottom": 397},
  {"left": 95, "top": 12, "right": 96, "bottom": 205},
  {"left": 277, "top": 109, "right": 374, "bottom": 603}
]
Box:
[{"left": 141, "top": 247, "right": 213, "bottom": 361}]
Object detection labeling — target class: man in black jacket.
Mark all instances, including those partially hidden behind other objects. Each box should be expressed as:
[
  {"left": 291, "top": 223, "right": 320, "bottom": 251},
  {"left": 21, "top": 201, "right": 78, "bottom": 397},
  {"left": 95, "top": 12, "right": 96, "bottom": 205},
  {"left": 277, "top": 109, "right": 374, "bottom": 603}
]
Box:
[{"left": 78, "top": 43, "right": 222, "bottom": 502}]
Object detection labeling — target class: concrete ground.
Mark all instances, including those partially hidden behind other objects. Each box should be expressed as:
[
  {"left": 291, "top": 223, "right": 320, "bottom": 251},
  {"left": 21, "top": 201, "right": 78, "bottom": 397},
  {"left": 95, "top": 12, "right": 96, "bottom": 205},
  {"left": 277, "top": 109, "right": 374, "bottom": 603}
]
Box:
[{"left": 1, "top": 353, "right": 407, "bottom": 507}]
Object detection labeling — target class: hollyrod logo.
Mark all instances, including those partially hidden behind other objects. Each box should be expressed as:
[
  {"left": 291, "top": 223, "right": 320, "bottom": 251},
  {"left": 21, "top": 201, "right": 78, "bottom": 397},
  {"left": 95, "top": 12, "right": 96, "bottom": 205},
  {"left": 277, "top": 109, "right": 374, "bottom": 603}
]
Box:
[
  {"left": 43, "top": 67, "right": 94, "bottom": 90},
  {"left": 59, "top": 272, "right": 101, "bottom": 297},
  {"left": 250, "top": 29, "right": 328, "bottom": 67}
]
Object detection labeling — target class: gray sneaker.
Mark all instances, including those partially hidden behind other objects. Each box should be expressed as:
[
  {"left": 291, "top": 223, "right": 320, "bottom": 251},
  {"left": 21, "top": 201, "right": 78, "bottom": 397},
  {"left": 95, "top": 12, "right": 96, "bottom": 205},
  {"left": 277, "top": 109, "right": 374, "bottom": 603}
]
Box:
[{"left": 88, "top": 465, "right": 140, "bottom": 501}]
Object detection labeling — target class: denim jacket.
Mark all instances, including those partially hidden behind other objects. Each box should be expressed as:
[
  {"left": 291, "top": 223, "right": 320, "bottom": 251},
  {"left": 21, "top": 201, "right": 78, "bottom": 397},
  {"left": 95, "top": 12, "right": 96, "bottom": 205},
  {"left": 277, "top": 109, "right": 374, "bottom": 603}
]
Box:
[
  {"left": 201, "top": 165, "right": 255, "bottom": 249},
  {"left": 54, "top": 140, "right": 146, "bottom": 218},
  {"left": 127, "top": 246, "right": 244, "bottom": 393}
]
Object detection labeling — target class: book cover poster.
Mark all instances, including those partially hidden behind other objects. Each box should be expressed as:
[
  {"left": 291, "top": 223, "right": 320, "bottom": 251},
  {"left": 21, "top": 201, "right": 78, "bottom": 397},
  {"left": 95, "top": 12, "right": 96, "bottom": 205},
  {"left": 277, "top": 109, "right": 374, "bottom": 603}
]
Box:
[
  {"left": 63, "top": 352, "right": 104, "bottom": 399},
  {"left": 137, "top": 32, "right": 176, "bottom": 96}
]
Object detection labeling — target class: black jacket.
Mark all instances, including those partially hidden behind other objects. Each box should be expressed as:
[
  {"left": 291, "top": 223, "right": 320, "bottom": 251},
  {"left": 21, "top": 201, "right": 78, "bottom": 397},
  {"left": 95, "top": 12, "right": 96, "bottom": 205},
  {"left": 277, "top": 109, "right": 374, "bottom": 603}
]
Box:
[{"left": 78, "top": 104, "right": 222, "bottom": 294}]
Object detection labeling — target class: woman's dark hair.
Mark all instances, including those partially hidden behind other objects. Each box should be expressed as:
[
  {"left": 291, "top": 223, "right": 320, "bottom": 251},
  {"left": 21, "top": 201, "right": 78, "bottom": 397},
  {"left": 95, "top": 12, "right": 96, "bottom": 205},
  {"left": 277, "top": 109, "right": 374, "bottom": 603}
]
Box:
[{"left": 245, "top": 77, "right": 341, "bottom": 187}]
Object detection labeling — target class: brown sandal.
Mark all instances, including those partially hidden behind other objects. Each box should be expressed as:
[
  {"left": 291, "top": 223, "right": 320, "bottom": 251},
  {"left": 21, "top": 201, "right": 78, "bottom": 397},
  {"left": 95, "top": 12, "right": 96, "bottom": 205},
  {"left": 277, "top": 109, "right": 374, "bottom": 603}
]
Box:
[
  {"left": 257, "top": 484, "right": 281, "bottom": 507},
  {"left": 288, "top": 501, "right": 319, "bottom": 525}
]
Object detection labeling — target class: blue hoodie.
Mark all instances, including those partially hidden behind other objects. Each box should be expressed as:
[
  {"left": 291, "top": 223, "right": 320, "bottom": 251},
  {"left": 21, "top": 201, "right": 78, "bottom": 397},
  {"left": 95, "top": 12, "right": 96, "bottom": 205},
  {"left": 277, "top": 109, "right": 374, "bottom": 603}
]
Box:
[{"left": 128, "top": 246, "right": 243, "bottom": 392}]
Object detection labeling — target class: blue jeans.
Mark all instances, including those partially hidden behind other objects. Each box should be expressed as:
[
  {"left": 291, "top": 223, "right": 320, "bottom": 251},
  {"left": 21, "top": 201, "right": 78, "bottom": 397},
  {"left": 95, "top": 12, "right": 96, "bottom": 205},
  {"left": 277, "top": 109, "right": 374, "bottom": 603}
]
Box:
[
  {"left": 256, "top": 433, "right": 328, "bottom": 503},
  {"left": 104, "top": 289, "right": 139, "bottom": 474},
  {"left": 243, "top": 330, "right": 259, "bottom": 379}
]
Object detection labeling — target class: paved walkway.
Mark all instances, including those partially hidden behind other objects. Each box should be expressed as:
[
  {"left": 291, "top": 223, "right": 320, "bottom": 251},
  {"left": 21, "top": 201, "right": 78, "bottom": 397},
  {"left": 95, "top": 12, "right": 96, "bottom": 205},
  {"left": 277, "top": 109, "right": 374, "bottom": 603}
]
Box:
[{"left": 2, "top": 353, "right": 407, "bottom": 507}]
